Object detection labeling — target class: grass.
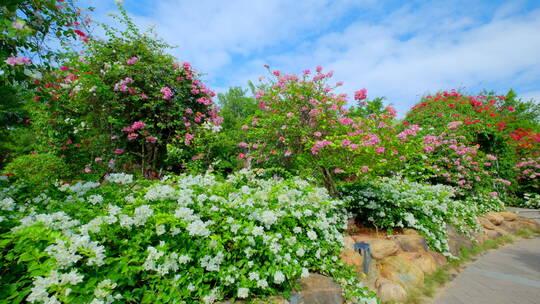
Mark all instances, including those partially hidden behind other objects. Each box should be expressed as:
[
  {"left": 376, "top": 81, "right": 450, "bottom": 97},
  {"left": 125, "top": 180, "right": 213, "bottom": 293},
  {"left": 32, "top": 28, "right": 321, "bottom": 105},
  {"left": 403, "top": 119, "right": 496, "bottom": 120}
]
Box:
[{"left": 389, "top": 228, "right": 540, "bottom": 304}]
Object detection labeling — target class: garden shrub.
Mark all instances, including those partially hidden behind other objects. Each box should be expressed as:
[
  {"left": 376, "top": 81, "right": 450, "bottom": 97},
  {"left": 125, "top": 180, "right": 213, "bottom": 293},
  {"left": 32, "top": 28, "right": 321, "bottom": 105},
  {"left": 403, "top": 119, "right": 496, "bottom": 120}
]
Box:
[
  {"left": 341, "top": 176, "right": 481, "bottom": 255},
  {"left": 29, "top": 8, "right": 221, "bottom": 178},
  {"left": 401, "top": 131, "right": 510, "bottom": 197},
  {"left": 0, "top": 170, "right": 377, "bottom": 303},
  {"left": 237, "top": 66, "right": 414, "bottom": 195},
  {"left": 403, "top": 89, "right": 540, "bottom": 199},
  {"left": 2, "top": 153, "right": 68, "bottom": 190}
]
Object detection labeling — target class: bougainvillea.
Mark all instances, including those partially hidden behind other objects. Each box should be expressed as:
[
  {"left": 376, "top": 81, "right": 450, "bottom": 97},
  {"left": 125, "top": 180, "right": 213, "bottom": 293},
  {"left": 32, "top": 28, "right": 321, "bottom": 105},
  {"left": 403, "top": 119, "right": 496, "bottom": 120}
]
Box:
[
  {"left": 29, "top": 8, "right": 221, "bottom": 177},
  {"left": 404, "top": 90, "right": 539, "bottom": 158}
]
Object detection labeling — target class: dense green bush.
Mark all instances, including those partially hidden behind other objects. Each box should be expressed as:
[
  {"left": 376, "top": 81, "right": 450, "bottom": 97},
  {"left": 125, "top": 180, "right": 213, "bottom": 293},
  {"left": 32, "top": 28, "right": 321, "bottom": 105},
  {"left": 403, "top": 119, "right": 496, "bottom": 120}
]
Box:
[
  {"left": 341, "top": 176, "right": 487, "bottom": 255},
  {"left": 0, "top": 170, "right": 377, "bottom": 303},
  {"left": 28, "top": 8, "right": 221, "bottom": 178},
  {"left": 2, "top": 153, "right": 68, "bottom": 189}
]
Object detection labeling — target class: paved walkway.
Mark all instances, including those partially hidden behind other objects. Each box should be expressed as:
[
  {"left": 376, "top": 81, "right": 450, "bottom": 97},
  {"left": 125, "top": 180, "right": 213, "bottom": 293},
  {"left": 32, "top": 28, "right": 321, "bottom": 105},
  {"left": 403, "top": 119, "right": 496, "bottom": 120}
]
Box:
[{"left": 434, "top": 208, "right": 540, "bottom": 304}]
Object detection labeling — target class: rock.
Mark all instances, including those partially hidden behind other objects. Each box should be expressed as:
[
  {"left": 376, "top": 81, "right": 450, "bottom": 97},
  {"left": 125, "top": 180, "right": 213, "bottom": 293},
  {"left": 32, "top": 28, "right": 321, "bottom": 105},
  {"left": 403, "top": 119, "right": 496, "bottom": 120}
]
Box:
[
  {"left": 447, "top": 225, "right": 473, "bottom": 256},
  {"left": 428, "top": 251, "right": 448, "bottom": 266},
  {"left": 340, "top": 249, "right": 364, "bottom": 273},
  {"left": 477, "top": 216, "right": 496, "bottom": 230},
  {"left": 415, "top": 252, "right": 438, "bottom": 275},
  {"left": 472, "top": 231, "right": 489, "bottom": 244},
  {"left": 343, "top": 236, "right": 355, "bottom": 251},
  {"left": 375, "top": 277, "right": 391, "bottom": 289},
  {"left": 396, "top": 252, "right": 437, "bottom": 275},
  {"left": 516, "top": 216, "right": 540, "bottom": 230},
  {"left": 396, "top": 251, "right": 420, "bottom": 261},
  {"left": 378, "top": 281, "right": 407, "bottom": 303},
  {"left": 402, "top": 229, "right": 420, "bottom": 236},
  {"left": 291, "top": 274, "right": 343, "bottom": 304},
  {"left": 499, "top": 221, "right": 522, "bottom": 233},
  {"left": 484, "top": 212, "right": 504, "bottom": 225},
  {"left": 369, "top": 239, "right": 400, "bottom": 260},
  {"left": 379, "top": 256, "right": 424, "bottom": 290},
  {"left": 346, "top": 218, "right": 358, "bottom": 234},
  {"left": 361, "top": 259, "right": 380, "bottom": 290},
  {"left": 493, "top": 226, "right": 510, "bottom": 236},
  {"left": 485, "top": 229, "right": 502, "bottom": 239},
  {"left": 393, "top": 235, "right": 428, "bottom": 252},
  {"left": 498, "top": 211, "right": 518, "bottom": 221}
]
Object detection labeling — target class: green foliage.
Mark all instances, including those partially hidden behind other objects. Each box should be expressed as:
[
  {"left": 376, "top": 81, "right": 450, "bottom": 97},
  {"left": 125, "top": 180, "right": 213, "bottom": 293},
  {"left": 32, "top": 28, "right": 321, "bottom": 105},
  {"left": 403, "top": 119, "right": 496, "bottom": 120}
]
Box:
[
  {"left": 2, "top": 153, "right": 68, "bottom": 189},
  {"left": 218, "top": 86, "right": 257, "bottom": 130},
  {"left": 348, "top": 97, "right": 388, "bottom": 118},
  {"left": 0, "top": 170, "right": 377, "bottom": 303},
  {"left": 341, "top": 176, "right": 482, "bottom": 255},
  {"left": 29, "top": 7, "right": 221, "bottom": 178}
]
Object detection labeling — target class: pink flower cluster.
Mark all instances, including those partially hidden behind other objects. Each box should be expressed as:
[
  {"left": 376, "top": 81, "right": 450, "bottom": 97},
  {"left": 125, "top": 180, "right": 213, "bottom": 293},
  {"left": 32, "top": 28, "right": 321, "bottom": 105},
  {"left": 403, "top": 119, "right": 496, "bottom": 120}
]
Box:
[
  {"left": 114, "top": 77, "right": 135, "bottom": 93},
  {"left": 5, "top": 56, "right": 32, "bottom": 66},
  {"left": 126, "top": 56, "right": 140, "bottom": 65},
  {"left": 160, "top": 87, "right": 173, "bottom": 100},
  {"left": 354, "top": 88, "right": 367, "bottom": 101},
  {"left": 397, "top": 124, "right": 421, "bottom": 140},
  {"left": 122, "top": 121, "right": 146, "bottom": 133}
]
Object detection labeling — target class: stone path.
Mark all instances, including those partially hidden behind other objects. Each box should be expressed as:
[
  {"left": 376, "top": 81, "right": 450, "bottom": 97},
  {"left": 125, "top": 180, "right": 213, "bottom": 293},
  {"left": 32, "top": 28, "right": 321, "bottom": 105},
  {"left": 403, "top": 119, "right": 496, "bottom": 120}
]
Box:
[{"left": 434, "top": 208, "right": 540, "bottom": 304}]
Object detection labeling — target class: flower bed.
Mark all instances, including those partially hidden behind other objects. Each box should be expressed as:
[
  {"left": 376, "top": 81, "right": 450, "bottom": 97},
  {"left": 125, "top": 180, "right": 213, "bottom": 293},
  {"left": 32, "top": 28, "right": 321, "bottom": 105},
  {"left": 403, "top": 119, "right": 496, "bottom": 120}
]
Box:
[{"left": 0, "top": 170, "right": 377, "bottom": 303}]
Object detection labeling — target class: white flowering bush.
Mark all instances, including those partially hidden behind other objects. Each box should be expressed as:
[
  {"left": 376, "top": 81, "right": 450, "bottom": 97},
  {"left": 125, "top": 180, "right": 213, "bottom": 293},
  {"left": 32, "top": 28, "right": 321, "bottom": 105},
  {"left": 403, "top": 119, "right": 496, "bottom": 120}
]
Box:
[
  {"left": 0, "top": 170, "right": 377, "bottom": 303},
  {"left": 517, "top": 192, "right": 540, "bottom": 209},
  {"left": 341, "top": 177, "right": 482, "bottom": 255}
]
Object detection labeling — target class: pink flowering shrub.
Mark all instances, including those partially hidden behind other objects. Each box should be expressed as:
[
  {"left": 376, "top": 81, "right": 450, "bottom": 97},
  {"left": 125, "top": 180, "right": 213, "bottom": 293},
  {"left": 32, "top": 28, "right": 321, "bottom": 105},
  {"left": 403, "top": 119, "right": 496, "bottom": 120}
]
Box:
[
  {"left": 237, "top": 66, "right": 415, "bottom": 194},
  {"left": 514, "top": 156, "right": 540, "bottom": 196},
  {"left": 402, "top": 131, "right": 510, "bottom": 197},
  {"left": 30, "top": 9, "right": 221, "bottom": 177}
]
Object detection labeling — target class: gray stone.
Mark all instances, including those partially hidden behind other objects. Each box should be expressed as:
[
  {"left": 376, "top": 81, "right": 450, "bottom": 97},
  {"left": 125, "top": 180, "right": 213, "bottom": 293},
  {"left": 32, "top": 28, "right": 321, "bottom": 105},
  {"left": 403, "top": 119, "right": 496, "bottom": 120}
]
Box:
[{"left": 290, "top": 274, "right": 344, "bottom": 304}]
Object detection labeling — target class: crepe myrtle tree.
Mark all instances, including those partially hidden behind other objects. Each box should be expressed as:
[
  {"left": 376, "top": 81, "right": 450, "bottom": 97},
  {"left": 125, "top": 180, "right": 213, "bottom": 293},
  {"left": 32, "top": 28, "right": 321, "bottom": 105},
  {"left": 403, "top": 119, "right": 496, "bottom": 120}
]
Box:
[
  {"left": 30, "top": 7, "right": 222, "bottom": 177},
  {"left": 237, "top": 65, "right": 410, "bottom": 196}
]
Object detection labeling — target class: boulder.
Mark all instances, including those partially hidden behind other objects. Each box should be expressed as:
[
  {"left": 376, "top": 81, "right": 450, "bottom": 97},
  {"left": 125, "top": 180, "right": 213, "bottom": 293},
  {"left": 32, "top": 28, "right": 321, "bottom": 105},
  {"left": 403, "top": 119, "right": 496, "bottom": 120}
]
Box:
[
  {"left": 485, "top": 229, "right": 502, "bottom": 239},
  {"left": 340, "top": 249, "right": 364, "bottom": 273},
  {"left": 499, "top": 221, "right": 522, "bottom": 233},
  {"left": 402, "top": 229, "right": 420, "bottom": 236},
  {"left": 291, "top": 274, "right": 343, "bottom": 304},
  {"left": 415, "top": 252, "right": 438, "bottom": 275},
  {"left": 379, "top": 256, "right": 424, "bottom": 290},
  {"left": 515, "top": 216, "right": 540, "bottom": 230},
  {"left": 369, "top": 239, "right": 400, "bottom": 260},
  {"left": 498, "top": 211, "right": 518, "bottom": 221},
  {"left": 393, "top": 235, "right": 428, "bottom": 252},
  {"left": 493, "top": 226, "right": 510, "bottom": 236},
  {"left": 343, "top": 236, "right": 355, "bottom": 251},
  {"left": 477, "top": 216, "right": 496, "bottom": 230},
  {"left": 428, "top": 250, "right": 448, "bottom": 266},
  {"left": 396, "top": 252, "right": 437, "bottom": 275},
  {"left": 484, "top": 212, "right": 504, "bottom": 225},
  {"left": 472, "top": 231, "right": 489, "bottom": 244},
  {"left": 378, "top": 281, "right": 407, "bottom": 303},
  {"left": 447, "top": 225, "right": 473, "bottom": 256},
  {"left": 361, "top": 259, "right": 380, "bottom": 290}
]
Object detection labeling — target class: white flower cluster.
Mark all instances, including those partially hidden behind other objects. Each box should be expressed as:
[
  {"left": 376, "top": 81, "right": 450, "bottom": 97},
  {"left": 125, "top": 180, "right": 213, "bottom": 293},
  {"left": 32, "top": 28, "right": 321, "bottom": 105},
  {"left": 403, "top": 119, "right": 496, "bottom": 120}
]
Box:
[
  {"left": 144, "top": 184, "right": 176, "bottom": 201},
  {"left": 104, "top": 173, "right": 133, "bottom": 184},
  {"left": 345, "top": 176, "right": 483, "bottom": 255},
  {"left": 58, "top": 181, "right": 100, "bottom": 195},
  {"left": 0, "top": 197, "right": 15, "bottom": 211},
  {"left": 1, "top": 170, "right": 376, "bottom": 303},
  {"left": 27, "top": 270, "right": 84, "bottom": 303},
  {"left": 118, "top": 204, "right": 154, "bottom": 229}
]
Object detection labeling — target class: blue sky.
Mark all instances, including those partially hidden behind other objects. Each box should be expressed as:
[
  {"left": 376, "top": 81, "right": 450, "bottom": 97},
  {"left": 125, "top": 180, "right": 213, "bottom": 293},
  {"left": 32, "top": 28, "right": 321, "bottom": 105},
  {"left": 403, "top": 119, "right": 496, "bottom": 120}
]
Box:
[{"left": 83, "top": 0, "right": 540, "bottom": 115}]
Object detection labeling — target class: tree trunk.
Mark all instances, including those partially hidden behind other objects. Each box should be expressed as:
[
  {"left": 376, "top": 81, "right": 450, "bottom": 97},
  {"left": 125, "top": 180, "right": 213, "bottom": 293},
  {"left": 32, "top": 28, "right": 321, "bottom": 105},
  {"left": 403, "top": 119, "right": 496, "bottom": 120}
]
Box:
[{"left": 321, "top": 166, "right": 339, "bottom": 198}]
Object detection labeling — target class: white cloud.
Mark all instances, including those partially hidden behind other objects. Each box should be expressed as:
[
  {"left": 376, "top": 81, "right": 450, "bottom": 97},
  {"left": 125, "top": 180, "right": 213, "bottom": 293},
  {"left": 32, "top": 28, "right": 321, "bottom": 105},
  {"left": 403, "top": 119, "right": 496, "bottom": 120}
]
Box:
[{"left": 83, "top": 0, "right": 540, "bottom": 115}]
